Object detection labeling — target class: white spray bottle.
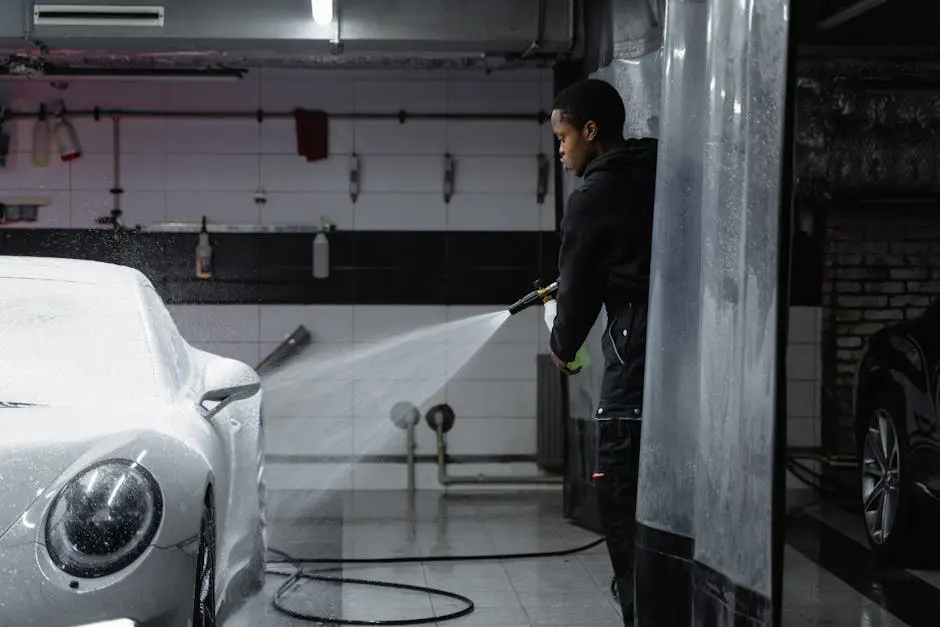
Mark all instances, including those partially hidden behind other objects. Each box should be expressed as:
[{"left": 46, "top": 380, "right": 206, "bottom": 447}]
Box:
[{"left": 312, "top": 217, "right": 331, "bottom": 279}]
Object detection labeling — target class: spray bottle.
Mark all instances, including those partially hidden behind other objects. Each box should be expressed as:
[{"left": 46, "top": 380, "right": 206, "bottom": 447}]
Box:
[
  {"left": 312, "top": 217, "right": 333, "bottom": 279},
  {"left": 507, "top": 279, "right": 591, "bottom": 370},
  {"left": 195, "top": 216, "right": 213, "bottom": 280},
  {"left": 31, "top": 104, "right": 51, "bottom": 167},
  {"left": 52, "top": 100, "right": 82, "bottom": 162}
]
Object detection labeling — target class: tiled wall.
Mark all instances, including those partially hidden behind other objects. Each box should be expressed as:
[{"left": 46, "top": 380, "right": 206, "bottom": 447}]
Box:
[
  {"left": 0, "top": 68, "right": 556, "bottom": 491},
  {"left": 0, "top": 68, "right": 556, "bottom": 232},
  {"left": 0, "top": 68, "right": 823, "bottom": 492},
  {"left": 787, "top": 306, "right": 823, "bottom": 492}
]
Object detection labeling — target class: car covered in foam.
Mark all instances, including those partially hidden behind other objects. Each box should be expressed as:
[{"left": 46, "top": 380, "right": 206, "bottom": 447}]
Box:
[{"left": 0, "top": 255, "right": 266, "bottom": 627}]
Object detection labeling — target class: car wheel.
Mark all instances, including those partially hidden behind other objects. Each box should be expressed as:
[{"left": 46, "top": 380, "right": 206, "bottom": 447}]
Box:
[
  {"left": 860, "top": 393, "right": 913, "bottom": 564},
  {"left": 193, "top": 499, "right": 217, "bottom": 627}
]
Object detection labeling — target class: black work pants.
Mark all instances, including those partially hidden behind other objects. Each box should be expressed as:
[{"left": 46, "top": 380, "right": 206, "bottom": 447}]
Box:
[
  {"left": 594, "top": 416, "right": 641, "bottom": 624},
  {"left": 594, "top": 299, "right": 647, "bottom": 624}
]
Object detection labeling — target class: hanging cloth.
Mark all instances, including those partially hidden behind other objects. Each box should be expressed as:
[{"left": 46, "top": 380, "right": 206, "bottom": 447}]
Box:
[{"left": 294, "top": 109, "right": 329, "bottom": 162}]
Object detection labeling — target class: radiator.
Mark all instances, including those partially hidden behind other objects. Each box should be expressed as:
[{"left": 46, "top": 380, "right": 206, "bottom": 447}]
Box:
[{"left": 536, "top": 353, "right": 567, "bottom": 472}]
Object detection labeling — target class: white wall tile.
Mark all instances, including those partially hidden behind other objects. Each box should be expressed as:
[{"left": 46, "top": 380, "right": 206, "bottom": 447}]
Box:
[
  {"left": 260, "top": 154, "right": 349, "bottom": 193},
  {"left": 162, "top": 119, "right": 260, "bottom": 154},
  {"left": 266, "top": 417, "right": 355, "bottom": 456},
  {"left": 353, "top": 193, "right": 447, "bottom": 231},
  {"left": 353, "top": 306, "right": 448, "bottom": 342},
  {"left": 357, "top": 155, "right": 444, "bottom": 193},
  {"left": 0, "top": 156, "right": 70, "bottom": 190},
  {"left": 446, "top": 380, "right": 537, "bottom": 419},
  {"left": 788, "top": 306, "right": 819, "bottom": 344},
  {"left": 120, "top": 119, "right": 169, "bottom": 154},
  {"left": 456, "top": 157, "right": 545, "bottom": 194},
  {"left": 787, "top": 380, "right": 817, "bottom": 419},
  {"left": 449, "top": 343, "right": 540, "bottom": 381},
  {"left": 447, "top": 193, "right": 541, "bottom": 231},
  {"left": 353, "top": 120, "right": 446, "bottom": 155},
  {"left": 443, "top": 417, "right": 537, "bottom": 456},
  {"left": 166, "top": 155, "right": 259, "bottom": 192},
  {"left": 446, "top": 121, "right": 541, "bottom": 156},
  {"left": 787, "top": 343, "right": 818, "bottom": 382},
  {"left": 259, "top": 305, "right": 354, "bottom": 343}
]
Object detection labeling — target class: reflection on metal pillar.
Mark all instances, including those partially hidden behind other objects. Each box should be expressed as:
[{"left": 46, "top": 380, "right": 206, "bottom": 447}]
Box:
[{"left": 635, "top": 0, "right": 793, "bottom": 624}]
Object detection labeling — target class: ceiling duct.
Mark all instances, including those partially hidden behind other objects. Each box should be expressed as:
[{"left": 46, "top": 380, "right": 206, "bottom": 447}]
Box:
[
  {"left": 4, "top": 0, "right": 579, "bottom": 70},
  {"left": 33, "top": 4, "right": 165, "bottom": 27}
]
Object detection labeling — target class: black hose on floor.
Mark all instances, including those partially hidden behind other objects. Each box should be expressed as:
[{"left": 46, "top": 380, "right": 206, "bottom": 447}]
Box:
[
  {"left": 264, "top": 537, "right": 605, "bottom": 625},
  {"left": 262, "top": 454, "right": 854, "bottom": 625}
]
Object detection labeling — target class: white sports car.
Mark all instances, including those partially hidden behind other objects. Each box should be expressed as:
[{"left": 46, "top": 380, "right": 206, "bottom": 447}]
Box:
[{"left": 0, "top": 256, "right": 267, "bottom": 627}]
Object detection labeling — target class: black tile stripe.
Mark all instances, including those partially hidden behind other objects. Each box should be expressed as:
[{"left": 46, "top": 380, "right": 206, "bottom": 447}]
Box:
[
  {"left": 0, "top": 229, "right": 560, "bottom": 305},
  {"left": 786, "top": 513, "right": 939, "bottom": 627}
]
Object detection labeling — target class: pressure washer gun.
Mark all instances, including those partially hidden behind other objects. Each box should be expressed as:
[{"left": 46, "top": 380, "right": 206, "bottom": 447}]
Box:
[
  {"left": 506, "top": 279, "right": 591, "bottom": 371},
  {"left": 507, "top": 278, "right": 558, "bottom": 315}
]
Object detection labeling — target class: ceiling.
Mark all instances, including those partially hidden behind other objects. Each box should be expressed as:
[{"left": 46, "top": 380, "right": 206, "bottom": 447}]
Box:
[{"left": 0, "top": 0, "right": 579, "bottom": 74}]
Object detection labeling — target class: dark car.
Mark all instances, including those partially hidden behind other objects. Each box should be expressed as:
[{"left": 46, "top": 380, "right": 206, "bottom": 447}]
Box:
[{"left": 853, "top": 297, "right": 940, "bottom": 563}]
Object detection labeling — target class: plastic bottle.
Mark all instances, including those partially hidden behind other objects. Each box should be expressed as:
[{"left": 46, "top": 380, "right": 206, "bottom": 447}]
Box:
[
  {"left": 31, "top": 105, "right": 51, "bottom": 167},
  {"left": 195, "top": 216, "right": 213, "bottom": 280},
  {"left": 52, "top": 101, "right": 82, "bottom": 162},
  {"left": 312, "top": 218, "right": 330, "bottom": 279}
]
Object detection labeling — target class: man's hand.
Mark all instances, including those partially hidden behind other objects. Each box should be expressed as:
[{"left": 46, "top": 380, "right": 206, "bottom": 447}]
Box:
[{"left": 550, "top": 350, "right": 581, "bottom": 375}]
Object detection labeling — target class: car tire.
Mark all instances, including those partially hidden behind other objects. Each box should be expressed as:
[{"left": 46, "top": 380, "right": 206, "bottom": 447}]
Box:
[
  {"left": 193, "top": 498, "right": 217, "bottom": 627},
  {"left": 860, "top": 390, "right": 914, "bottom": 565}
]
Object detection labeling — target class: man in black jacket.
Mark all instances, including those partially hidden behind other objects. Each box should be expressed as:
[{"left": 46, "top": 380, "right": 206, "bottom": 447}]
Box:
[{"left": 548, "top": 79, "right": 657, "bottom": 624}]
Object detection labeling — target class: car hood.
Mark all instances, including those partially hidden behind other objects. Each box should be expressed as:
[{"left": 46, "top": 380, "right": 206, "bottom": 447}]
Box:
[{"left": 0, "top": 406, "right": 168, "bottom": 540}]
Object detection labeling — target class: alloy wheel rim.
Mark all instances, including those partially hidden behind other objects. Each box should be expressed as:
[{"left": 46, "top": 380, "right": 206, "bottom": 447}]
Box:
[{"left": 861, "top": 408, "right": 900, "bottom": 544}]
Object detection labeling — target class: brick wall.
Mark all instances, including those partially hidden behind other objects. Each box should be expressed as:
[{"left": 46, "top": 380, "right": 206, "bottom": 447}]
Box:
[{"left": 821, "top": 201, "right": 940, "bottom": 459}]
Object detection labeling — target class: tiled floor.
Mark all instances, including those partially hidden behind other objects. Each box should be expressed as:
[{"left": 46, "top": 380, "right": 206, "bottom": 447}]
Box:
[{"left": 225, "top": 490, "right": 933, "bottom": 626}]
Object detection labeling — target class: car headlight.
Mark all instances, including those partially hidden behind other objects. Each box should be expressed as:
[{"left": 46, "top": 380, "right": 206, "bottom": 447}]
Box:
[{"left": 45, "top": 459, "right": 163, "bottom": 578}]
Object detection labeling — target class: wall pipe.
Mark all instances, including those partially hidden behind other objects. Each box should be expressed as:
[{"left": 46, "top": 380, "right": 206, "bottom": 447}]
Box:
[
  {"left": 405, "top": 420, "right": 417, "bottom": 493},
  {"left": 3, "top": 108, "right": 548, "bottom": 123},
  {"left": 434, "top": 424, "right": 562, "bottom": 486}
]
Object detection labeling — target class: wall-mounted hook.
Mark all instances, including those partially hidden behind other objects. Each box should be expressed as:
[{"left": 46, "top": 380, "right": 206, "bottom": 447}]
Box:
[
  {"left": 349, "top": 153, "right": 360, "bottom": 203},
  {"left": 443, "top": 154, "right": 455, "bottom": 204},
  {"left": 537, "top": 154, "right": 549, "bottom": 205}
]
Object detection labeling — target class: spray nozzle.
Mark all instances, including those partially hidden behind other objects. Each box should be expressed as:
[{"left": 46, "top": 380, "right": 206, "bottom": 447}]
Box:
[{"left": 507, "top": 279, "right": 559, "bottom": 315}]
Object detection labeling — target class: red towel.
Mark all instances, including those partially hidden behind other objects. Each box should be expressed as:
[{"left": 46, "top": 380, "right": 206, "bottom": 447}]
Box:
[{"left": 294, "top": 109, "right": 329, "bottom": 162}]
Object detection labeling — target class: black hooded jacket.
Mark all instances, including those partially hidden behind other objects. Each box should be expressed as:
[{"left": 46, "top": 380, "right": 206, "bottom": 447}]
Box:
[{"left": 549, "top": 138, "right": 658, "bottom": 366}]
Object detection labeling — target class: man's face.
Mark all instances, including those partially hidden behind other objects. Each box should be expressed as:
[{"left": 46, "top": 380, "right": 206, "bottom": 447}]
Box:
[{"left": 551, "top": 109, "right": 597, "bottom": 177}]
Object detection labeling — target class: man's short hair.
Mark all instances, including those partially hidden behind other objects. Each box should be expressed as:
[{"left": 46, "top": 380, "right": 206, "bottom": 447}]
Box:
[{"left": 551, "top": 79, "right": 626, "bottom": 141}]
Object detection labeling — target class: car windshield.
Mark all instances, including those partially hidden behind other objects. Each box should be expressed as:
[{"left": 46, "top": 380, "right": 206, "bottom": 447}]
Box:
[{"left": 0, "top": 278, "right": 160, "bottom": 406}]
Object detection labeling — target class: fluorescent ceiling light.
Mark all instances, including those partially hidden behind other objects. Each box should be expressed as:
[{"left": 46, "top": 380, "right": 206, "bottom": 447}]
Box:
[{"left": 311, "top": 0, "right": 333, "bottom": 25}]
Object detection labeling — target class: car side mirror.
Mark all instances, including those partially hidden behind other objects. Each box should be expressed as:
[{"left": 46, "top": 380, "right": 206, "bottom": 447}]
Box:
[{"left": 197, "top": 358, "right": 261, "bottom": 420}]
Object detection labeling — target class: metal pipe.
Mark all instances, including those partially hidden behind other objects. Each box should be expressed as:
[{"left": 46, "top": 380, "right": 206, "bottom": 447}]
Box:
[
  {"left": 435, "top": 424, "right": 562, "bottom": 485},
  {"left": 406, "top": 420, "right": 417, "bottom": 492},
  {"left": 2, "top": 107, "right": 548, "bottom": 123}
]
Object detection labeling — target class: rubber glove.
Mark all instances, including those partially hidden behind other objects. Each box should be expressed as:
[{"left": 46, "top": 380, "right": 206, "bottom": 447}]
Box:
[{"left": 542, "top": 300, "right": 591, "bottom": 371}]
